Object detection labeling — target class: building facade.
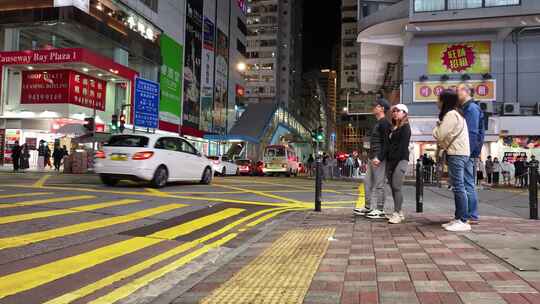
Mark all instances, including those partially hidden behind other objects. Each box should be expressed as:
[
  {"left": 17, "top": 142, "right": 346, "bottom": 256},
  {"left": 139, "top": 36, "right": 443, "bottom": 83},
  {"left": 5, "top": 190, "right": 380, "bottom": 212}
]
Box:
[
  {"left": 244, "top": 0, "right": 303, "bottom": 110},
  {"left": 356, "top": 0, "right": 540, "bottom": 164},
  {"left": 0, "top": 0, "right": 246, "bottom": 166}
]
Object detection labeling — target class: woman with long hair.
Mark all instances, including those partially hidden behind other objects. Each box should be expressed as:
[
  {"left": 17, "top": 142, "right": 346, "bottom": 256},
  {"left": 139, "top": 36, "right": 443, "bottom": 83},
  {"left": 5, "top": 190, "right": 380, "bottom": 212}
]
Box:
[
  {"left": 386, "top": 104, "right": 411, "bottom": 224},
  {"left": 433, "top": 90, "right": 471, "bottom": 232}
]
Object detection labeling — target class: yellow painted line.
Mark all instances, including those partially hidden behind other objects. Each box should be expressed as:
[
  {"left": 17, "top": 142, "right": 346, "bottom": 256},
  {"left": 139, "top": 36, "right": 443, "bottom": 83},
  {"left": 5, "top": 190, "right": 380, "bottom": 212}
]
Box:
[
  {"left": 145, "top": 188, "right": 173, "bottom": 197},
  {"left": 3, "top": 184, "right": 296, "bottom": 208},
  {"left": 148, "top": 208, "right": 245, "bottom": 240},
  {"left": 0, "top": 204, "right": 185, "bottom": 251},
  {"left": 0, "top": 192, "right": 52, "bottom": 200},
  {"left": 201, "top": 227, "right": 335, "bottom": 304},
  {"left": 33, "top": 174, "right": 51, "bottom": 187},
  {"left": 246, "top": 208, "right": 300, "bottom": 227},
  {"left": 0, "top": 199, "right": 140, "bottom": 225},
  {"left": 89, "top": 233, "right": 238, "bottom": 304},
  {"left": 356, "top": 183, "right": 365, "bottom": 209},
  {"left": 214, "top": 183, "right": 306, "bottom": 205},
  {"left": 0, "top": 195, "right": 95, "bottom": 210},
  {"left": 168, "top": 191, "right": 246, "bottom": 195},
  {"left": 45, "top": 208, "right": 286, "bottom": 304},
  {"left": 322, "top": 201, "right": 356, "bottom": 205}
]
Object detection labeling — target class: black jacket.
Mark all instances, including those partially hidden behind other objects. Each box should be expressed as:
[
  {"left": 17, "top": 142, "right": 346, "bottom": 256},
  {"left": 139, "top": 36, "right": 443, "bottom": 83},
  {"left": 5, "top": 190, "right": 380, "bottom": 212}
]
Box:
[
  {"left": 369, "top": 118, "right": 391, "bottom": 161},
  {"left": 386, "top": 124, "right": 411, "bottom": 164}
]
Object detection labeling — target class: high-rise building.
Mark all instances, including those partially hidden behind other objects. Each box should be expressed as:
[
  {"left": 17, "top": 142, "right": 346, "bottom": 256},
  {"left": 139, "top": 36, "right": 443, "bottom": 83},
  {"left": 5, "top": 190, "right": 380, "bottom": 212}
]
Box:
[{"left": 244, "top": 0, "right": 303, "bottom": 110}]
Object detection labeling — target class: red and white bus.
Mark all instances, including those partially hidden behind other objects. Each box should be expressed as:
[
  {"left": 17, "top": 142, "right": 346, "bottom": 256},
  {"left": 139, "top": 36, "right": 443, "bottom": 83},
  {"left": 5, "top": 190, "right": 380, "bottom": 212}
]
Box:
[{"left": 262, "top": 145, "right": 300, "bottom": 177}]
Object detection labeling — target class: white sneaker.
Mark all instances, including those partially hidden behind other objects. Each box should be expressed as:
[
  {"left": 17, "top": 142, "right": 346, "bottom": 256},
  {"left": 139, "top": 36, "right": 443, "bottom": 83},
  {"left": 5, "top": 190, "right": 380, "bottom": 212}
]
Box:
[
  {"left": 388, "top": 212, "right": 405, "bottom": 224},
  {"left": 442, "top": 219, "right": 458, "bottom": 228},
  {"left": 353, "top": 208, "right": 371, "bottom": 216},
  {"left": 366, "top": 209, "right": 386, "bottom": 219},
  {"left": 444, "top": 220, "right": 472, "bottom": 232}
]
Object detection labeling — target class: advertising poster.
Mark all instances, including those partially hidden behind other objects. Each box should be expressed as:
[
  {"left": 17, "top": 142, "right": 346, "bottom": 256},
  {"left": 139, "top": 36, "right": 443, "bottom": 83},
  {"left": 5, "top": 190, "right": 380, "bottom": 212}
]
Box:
[
  {"left": 427, "top": 41, "right": 491, "bottom": 74},
  {"left": 159, "top": 34, "right": 183, "bottom": 127},
  {"left": 21, "top": 70, "right": 106, "bottom": 111},
  {"left": 213, "top": 29, "right": 229, "bottom": 134},
  {"left": 183, "top": 0, "right": 203, "bottom": 129},
  {"left": 4, "top": 129, "right": 20, "bottom": 164},
  {"left": 413, "top": 80, "right": 495, "bottom": 102},
  {"left": 200, "top": 17, "right": 215, "bottom": 132}
]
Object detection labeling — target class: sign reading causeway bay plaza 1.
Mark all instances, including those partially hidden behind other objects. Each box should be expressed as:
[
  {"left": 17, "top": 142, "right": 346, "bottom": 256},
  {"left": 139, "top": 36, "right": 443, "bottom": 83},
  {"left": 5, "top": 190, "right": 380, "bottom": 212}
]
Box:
[
  {"left": 413, "top": 80, "right": 496, "bottom": 102},
  {"left": 428, "top": 41, "right": 491, "bottom": 75},
  {"left": 0, "top": 49, "right": 81, "bottom": 65}
]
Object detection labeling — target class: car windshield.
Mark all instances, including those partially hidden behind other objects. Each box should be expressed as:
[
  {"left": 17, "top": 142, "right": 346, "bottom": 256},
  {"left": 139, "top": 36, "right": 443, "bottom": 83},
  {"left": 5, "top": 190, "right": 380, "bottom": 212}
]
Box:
[
  {"left": 265, "top": 147, "right": 285, "bottom": 157},
  {"left": 207, "top": 156, "right": 219, "bottom": 160},
  {"left": 105, "top": 135, "right": 149, "bottom": 147},
  {"left": 236, "top": 160, "right": 251, "bottom": 165}
]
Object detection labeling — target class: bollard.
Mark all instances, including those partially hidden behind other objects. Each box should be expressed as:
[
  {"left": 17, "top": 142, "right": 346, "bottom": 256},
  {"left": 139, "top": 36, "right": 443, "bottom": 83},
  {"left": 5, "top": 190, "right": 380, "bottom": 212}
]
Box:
[
  {"left": 315, "top": 157, "right": 322, "bottom": 212},
  {"left": 529, "top": 164, "right": 538, "bottom": 220},
  {"left": 416, "top": 162, "right": 424, "bottom": 213}
]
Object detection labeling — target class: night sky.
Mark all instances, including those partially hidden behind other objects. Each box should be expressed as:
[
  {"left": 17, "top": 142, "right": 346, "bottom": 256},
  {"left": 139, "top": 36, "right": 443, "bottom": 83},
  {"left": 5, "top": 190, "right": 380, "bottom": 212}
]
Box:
[{"left": 302, "top": 0, "right": 341, "bottom": 72}]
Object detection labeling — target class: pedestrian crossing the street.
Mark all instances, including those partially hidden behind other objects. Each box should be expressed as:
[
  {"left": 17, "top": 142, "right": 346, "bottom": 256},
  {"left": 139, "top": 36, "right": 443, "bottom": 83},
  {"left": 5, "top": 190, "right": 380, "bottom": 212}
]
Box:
[{"left": 0, "top": 189, "right": 294, "bottom": 304}]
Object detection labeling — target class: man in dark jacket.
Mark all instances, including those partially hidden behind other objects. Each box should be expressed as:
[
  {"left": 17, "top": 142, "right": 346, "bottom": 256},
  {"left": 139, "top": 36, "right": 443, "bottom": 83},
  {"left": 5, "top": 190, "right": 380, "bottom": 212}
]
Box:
[
  {"left": 354, "top": 98, "right": 391, "bottom": 219},
  {"left": 458, "top": 84, "right": 485, "bottom": 224},
  {"left": 11, "top": 141, "right": 21, "bottom": 172}
]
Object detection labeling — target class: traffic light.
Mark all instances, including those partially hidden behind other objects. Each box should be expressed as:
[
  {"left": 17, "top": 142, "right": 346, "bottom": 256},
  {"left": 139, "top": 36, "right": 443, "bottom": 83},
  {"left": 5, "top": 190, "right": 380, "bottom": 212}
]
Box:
[
  {"left": 119, "top": 114, "right": 126, "bottom": 133},
  {"left": 84, "top": 117, "right": 94, "bottom": 133},
  {"left": 111, "top": 114, "right": 118, "bottom": 133},
  {"left": 316, "top": 127, "right": 324, "bottom": 142}
]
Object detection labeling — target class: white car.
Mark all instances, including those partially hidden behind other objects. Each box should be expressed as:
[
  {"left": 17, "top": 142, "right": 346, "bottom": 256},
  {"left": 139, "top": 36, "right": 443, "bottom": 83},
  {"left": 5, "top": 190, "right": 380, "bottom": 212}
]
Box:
[
  {"left": 207, "top": 155, "right": 239, "bottom": 176},
  {"left": 94, "top": 134, "right": 213, "bottom": 188}
]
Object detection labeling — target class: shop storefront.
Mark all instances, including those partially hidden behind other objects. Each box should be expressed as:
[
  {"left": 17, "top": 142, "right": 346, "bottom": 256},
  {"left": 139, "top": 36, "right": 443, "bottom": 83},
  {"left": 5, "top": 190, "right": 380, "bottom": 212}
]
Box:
[{"left": 0, "top": 48, "right": 138, "bottom": 166}]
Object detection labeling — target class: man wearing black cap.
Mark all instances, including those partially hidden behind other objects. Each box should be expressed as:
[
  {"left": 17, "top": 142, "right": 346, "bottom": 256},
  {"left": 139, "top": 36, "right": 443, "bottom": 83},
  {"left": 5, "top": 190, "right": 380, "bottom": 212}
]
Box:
[{"left": 354, "top": 98, "right": 391, "bottom": 219}]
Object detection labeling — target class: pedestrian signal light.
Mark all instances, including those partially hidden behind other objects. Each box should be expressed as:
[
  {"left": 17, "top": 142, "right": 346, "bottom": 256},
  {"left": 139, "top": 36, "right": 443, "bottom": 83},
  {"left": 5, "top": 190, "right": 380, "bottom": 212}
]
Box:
[{"left": 119, "top": 114, "right": 126, "bottom": 133}]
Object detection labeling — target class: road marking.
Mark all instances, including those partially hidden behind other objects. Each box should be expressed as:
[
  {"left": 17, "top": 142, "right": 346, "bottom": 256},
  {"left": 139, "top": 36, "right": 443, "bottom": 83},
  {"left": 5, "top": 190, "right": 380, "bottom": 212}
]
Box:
[
  {"left": 33, "top": 174, "right": 51, "bottom": 187},
  {"left": 145, "top": 188, "right": 173, "bottom": 197},
  {"left": 0, "top": 192, "right": 52, "bottom": 200},
  {"left": 0, "top": 204, "right": 185, "bottom": 251},
  {"left": 201, "top": 227, "right": 334, "bottom": 304},
  {"left": 167, "top": 191, "right": 246, "bottom": 195},
  {"left": 147, "top": 208, "right": 245, "bottom": 240},
  {"left": 0, "top": 199, "right": 140, "bottom": 225},
  {"left": 0, "top": 206, "right": 241, "bottom": 300},
  {"left": 45, "top": 208, "right": 286, "bottom": 304},
  {"left": 89, "top": 233, "right": 238, "bottom": 304},
  {"left": 0, "top": 195, "right": 95, "bottom": 210},
  {"left": 214, "top": 183, "right": 306, "bottom": 205},
  {"left": 356, "top": 183, "right": 365, "bottom": 210},
  {"left": 246, "top": 208, "right": 300, "bottom": 227}
]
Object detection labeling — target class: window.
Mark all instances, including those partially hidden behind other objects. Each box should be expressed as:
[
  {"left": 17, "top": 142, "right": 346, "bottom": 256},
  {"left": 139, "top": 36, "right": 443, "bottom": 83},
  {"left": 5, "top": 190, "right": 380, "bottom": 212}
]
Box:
[
  {"left": 155, "top": 138, "right": 179, "bottom": 151},
  {"left": 414, "top": 0, "right": 445, "bottom": 11},
  {"left": 106, "top": 136, "right": 149, "bottom": 147},
  {"left": 485, "top": 0, "right": 519, "bottom": 6},
  {"left": 448, "top": 0, "right": 482, "bottom": 9},
  {"left": 140, "top": 0, "right": 158, "bottom": 12},
  {"left": 237, "top": 39, "right": 247, "bottom": 57},
  {"left": 179, "top": 139, "right": 198, "bottom": 155},
  {"left": 237, "top": 18, "right": 247, "bottom": 36}
]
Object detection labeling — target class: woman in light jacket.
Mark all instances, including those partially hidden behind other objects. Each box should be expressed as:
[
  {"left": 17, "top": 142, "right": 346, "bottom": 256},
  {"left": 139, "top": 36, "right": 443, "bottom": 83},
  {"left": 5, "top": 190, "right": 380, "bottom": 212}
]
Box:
[{"left": 433, "top": 89, "right": 471, "bottom": 232}]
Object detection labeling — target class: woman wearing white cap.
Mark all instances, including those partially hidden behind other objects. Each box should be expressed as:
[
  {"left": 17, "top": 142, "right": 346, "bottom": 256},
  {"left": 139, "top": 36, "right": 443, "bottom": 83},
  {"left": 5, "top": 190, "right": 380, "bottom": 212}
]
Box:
[{"left": 386, "top": 104, "right": 411, "bottom": 224}]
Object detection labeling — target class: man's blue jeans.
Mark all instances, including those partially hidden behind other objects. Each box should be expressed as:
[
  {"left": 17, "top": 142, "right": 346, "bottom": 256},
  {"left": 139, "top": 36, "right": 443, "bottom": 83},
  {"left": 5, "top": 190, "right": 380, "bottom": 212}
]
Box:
[
  {"left": 447, "top": 155, "right": 470, "bottom": 223},
  {"left": 465, "top": 158, "right": 479, "bottom": 220}
]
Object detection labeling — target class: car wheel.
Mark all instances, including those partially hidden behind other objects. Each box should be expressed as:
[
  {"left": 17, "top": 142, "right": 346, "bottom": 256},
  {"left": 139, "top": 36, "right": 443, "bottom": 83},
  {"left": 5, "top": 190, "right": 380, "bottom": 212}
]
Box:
[
  {"left": 100, "top": 174, "right": 119, "bottom": 186},
  {"left": 151, "top": 166, "right": 168, "bottom": 188},
  {"left": 222, "top": 167, "right": 226, "bottom": 176},
  {"left": 200, "top": 167, "right": 213, "bottom": 185}
]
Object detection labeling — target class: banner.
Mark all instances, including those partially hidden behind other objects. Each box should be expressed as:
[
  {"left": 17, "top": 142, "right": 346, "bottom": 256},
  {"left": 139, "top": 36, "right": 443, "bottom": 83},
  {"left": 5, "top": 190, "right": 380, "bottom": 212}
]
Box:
[
  {"left": 413, "top": 80, "right": 496, "bottom": 102},
  {"left": 183, "top": 0, "right": 203, "bottom": 129},
  {"left": 427, "top": 41, "right": 491, "bottom": 74},
  {"left": 213, "top": 29, "right": 229, "bottom": 134},
  {"left": 159, "top": 34, "right": 183, "bottom": 127},
  {"left": 200, "top": 17, "right": 215, "bottom": 132},
  {"left": 21, "top": 69, "right": 106, "bottom": 111}
]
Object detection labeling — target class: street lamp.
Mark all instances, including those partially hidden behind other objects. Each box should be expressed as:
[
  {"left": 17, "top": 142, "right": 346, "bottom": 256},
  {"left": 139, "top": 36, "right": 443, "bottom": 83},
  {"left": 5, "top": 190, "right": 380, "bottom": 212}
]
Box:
[{"left": 236, "top": 62, "right": 247, "bottom": 72}]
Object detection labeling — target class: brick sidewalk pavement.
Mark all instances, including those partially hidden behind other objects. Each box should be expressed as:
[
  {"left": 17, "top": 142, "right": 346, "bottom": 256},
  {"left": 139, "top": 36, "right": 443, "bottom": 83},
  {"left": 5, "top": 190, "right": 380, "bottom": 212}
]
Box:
[{"left": 172, "top": 209, "right": 540, "bottom": 304}]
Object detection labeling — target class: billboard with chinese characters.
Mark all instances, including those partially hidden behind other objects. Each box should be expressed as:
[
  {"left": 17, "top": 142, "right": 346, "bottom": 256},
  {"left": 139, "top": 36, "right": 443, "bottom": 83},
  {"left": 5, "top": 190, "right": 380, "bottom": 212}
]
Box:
[
  {"left": 213, "top": 29, "right": 229, "bottom": 134},
  {"left": 413, "top": 80, "right": 496, "bottom": 102},
  {"left": 159, "top": 34, "right": 183, "bottom": 128},
  {"left": 134, "top": 78, "right": 160, "bottom": 129},
  {"left": 183, "top": 0, "right": 203, "bottom": 129},
  {"left": 21, "top": 70, "right": 106, "bottom": 111},
  {"left": 200, "top": 17, "right": 215, "bottom": 132},
  {"left": 427, "top": 41, "right": 491, "bottom": 75}
]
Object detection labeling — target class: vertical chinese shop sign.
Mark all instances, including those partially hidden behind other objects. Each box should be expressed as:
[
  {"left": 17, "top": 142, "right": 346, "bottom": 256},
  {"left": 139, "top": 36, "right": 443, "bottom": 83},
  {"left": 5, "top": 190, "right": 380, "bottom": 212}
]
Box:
[
  {"left": 200, "top": 17, "right": 215, "bottom": 132},
  {"left": 159, "top": 34, "right": 183, "bottom": 128},
  {"left": 183, "top": 0, "right": 203, "bottom": 129},
  {"left": 213, "top": 29, "right": 229, "bottom": 134}
]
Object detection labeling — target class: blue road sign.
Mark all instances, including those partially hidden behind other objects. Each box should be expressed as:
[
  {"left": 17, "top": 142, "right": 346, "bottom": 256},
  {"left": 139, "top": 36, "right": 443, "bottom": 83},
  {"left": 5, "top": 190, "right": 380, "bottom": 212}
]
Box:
[{"left": 134, "top": 77, "right": 160, "bottom": 129}]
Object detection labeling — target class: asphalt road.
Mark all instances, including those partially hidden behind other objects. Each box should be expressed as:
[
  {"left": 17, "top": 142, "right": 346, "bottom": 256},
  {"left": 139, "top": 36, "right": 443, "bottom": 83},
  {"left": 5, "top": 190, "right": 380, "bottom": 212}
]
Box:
[{"left": 0, "top": 171, "right": 533, "bottom": 303}]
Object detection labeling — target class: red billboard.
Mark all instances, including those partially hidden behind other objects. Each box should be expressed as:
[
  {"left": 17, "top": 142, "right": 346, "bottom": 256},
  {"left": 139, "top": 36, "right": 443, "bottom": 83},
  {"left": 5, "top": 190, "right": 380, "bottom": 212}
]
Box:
[{"left": 21, "top": 69, "right": 106, "bottom": 111}]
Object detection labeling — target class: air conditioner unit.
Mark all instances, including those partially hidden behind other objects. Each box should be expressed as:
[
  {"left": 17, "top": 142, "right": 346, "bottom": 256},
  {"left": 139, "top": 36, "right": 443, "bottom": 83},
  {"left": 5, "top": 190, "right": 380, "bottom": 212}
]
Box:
[
  {"left": 502, "top": 102, "right": 520, "bottom": 116},
  {"left": 478, "top": 101, "right": 494, "bottom": 113}
]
